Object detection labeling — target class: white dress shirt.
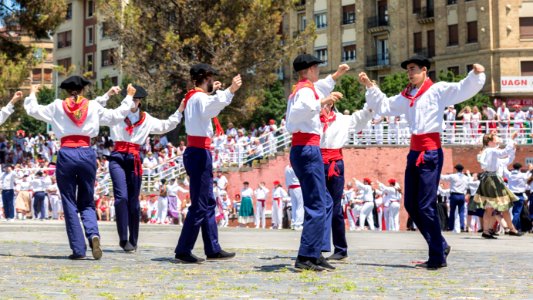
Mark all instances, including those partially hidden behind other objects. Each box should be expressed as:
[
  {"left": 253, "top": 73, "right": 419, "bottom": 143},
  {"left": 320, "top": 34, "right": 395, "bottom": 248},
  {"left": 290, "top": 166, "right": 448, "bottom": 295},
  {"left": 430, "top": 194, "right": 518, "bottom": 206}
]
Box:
[
  {"left": 284, "top": 165, "right": 300, "bottom": 187},
  {"left": 440, "top": 172, "right": 469, "bottom": 194},
  {"left": 365, "top": 71, "right": 486, "bottom": 135},
  {"left": 272, "top": 187, "right": 288, "bottom": 199},
  {"left": 184, "top": 89, "right": 234, "bottom": 137},
  {"left": 31, "top": 177, "right": 46, "bottom": 192},
  {"left": 320, "top": 109, "right": 374, "bottom": 149},
  {"left": 254, "top": 187, "right": 269, "bottom": 200},
  {"left": 355, "top": 180, "right": 374, "bottom": 202},
  {"left": 24, "top": 94, "right": 134, "bottom": 139},
  {"left": 1, "top": 172, "right": 16, "bottom": 190},
  {"left": 0, "top": 103, "right": 15, "bottom": 126},
  {"left": 503, "top": 169, "right": 530, "bottom": 194},
  {"left": 478, "top": 140, "right": 515, "bottom": 173}
]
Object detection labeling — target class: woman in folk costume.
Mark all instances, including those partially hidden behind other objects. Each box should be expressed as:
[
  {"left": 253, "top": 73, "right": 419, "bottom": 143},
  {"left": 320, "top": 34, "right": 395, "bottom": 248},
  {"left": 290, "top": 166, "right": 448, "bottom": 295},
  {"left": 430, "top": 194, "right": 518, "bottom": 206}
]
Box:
[
  {"left": 360, "top": 55, "right": 485, "bottom": 270},
  {"left": 102, "top": 84, "right": 183, "bottom": 252},
  {"left": 24, "top": 76, "right": 135, "bottom": 259},
  {"left": 238, "top": 181, "right": 254, "bottom": 226},
  {"left": 317, "top": 64, "right": 374, "bottom": 261},
  {"left": 474, "top": 131, "right": 522, "bottom": 238},
  {"left": 173, "top": 63, "right": 241, "bottom": 264},
  {"left": 286, "top": 54, "right": 342, "bottom": 272},
  {"left": 271, "top": 180, "right": 288, "bottom": 230}
]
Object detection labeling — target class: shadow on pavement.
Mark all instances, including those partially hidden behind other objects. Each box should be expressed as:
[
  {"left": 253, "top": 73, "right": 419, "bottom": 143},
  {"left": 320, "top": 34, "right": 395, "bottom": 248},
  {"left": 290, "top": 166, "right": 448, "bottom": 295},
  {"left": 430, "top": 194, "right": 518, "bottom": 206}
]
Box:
[
  {"left": 254, "top": 264, "right": 293, "bottom": 272},
  {"left": 259, "top": 255, "right": 295, "bottom": 261},
  {"left": 357, "top": 262, "right": 415, "bottom": 269},
  {"left": 151, "top": 257, "right": 175, "bottom": 263}
]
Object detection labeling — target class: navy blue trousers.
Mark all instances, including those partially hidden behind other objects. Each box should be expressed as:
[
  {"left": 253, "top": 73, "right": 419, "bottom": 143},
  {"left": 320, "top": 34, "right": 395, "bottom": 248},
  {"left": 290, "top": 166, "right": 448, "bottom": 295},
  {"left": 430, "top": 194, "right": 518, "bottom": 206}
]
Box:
[
  {"left": 404, "top": 148, "right": 448, "bottom": 266},
  {"left": 33, "top": 191, "right": 47, "bottom": 220},
  {"left": 175, "top": 147, "right": 221, "bottom": 256},
  {"left": 448, "top": 193, "right": 465, "bottom": 231},
  {"left": 56, "top": 147, "right": 99, "bottom": 256},
  {"left": 290, "top": 145, "right": 332, "bottom": 259},
  {"left": 512, "top": 194, "right": 525, "bottom": 231},
  {"left": 324, "top": 160, "right": 347, "bottom": 255},
  {"left": 1, "top": 189, "right": 14, "bottom": 219},
  {"left": 109, "top": 151, "right": 142, "bottom": 247}
]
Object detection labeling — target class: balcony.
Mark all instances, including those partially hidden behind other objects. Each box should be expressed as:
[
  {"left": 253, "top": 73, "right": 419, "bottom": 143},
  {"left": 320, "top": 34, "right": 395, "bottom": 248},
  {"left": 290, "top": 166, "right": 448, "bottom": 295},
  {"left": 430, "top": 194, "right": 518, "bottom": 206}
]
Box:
[
  {"left": 366, "top": 55, "right": 390, "bottom": 70},
  {"left": 367, "top": 16, "right": 389, "bottom": 33},
  {"left": 413, "top": 47, "right": 435, "bottom": 59},
  {"left": 414, "top": 7, "right": 434, "bottom": 24}
]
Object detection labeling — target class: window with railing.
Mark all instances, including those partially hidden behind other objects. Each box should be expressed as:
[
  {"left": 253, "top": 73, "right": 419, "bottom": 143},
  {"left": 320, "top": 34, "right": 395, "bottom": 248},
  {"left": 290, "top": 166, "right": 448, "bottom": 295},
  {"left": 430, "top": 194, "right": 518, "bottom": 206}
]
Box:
[
  {"left": 57, "top": 31, "right": 72, "bottom": 49},
  {"left": 342, "top": 44, "right": 356, "bottom": 62},
  {"left": 66, "top": 3, "right": 72, "bottom": 20},
  {"left": 101, "top": 49, "right": 116, "bottom": 67},
  {"left": 57, "top": 57, "right": 72, "bottom": 71},
  {"left": 414, "top": 32, "right": 422, "bottom": 53},
  {"left": 32, "top": 69, "right": 42, "bottom": 83},
  {"left": 314, "top": 48, "right": 328, "bottom": 66},
  {"left": 315, "top": 13, "right": 327, "bottom": 29},
  {"left": 342, "top": 5, "right": 355, "bottom": 25},
  {"left": 447, "top": 0, "right": 457, "bottom": 5}
]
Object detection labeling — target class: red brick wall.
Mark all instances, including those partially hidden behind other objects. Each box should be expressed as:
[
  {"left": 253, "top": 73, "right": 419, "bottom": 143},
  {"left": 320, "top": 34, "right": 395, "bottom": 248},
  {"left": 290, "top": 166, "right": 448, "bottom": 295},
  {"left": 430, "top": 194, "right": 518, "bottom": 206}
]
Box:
[{"left": 224, "top": 145, "right": 532, "bottom": 230}]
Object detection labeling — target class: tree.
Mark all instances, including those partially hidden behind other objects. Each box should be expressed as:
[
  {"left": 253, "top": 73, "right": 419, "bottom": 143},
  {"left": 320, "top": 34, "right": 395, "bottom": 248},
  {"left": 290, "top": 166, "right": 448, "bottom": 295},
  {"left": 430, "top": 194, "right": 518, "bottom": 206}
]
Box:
[
  {"left": 333, "top": 74, "right": 365, "bottom": 113},
  {"left": 248, "top": 80, "right": 286, "bottom": 127},
  {"left": 379, "top": 72, "right": 409, "bottom": 97},
  {"left": 17, "top": 86, "right": 55, "bottom": 135},
  {"left": 99, "top": 0, "right": 313, "bottom": 124}
]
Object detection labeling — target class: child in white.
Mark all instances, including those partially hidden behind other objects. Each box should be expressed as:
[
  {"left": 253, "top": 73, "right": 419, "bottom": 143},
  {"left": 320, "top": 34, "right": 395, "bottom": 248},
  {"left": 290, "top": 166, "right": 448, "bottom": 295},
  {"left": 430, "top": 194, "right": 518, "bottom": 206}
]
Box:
[
  {"left": 254, "top": 182, "right": 269, "bottom": 229},
  {"left": 271, "top": 181, "right": 288, "bottom": 229},
  {"left": 355, "top": 178, "right": 375, "bottom": 230}
]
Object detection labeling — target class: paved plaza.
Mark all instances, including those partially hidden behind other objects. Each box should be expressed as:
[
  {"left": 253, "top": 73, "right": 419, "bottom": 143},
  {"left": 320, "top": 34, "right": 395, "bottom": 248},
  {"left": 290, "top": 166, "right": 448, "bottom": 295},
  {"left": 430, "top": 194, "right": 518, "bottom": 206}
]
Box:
[{"left": 0, "top": 221, "right": 532, "bottom": 299}]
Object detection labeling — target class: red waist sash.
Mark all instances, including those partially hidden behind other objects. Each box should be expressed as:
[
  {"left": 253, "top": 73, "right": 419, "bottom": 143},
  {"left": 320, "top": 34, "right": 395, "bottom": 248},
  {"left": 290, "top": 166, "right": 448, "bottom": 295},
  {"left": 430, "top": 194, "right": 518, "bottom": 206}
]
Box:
[
  {"left": 114, "top": 141, "right": 143, "bottom": 176},
  {"left": 288, "top": 185, "right": 300, "bottom": 189},
  {"left": 292, "top": 133, "right": 320, "bottom": 146},
  {"left": 257, "top": 199, "right": 266, "bottom": 208},
  {"left": 187, "top": 136, "right": 211, "bottom": 149},
  {"left": 60, "top": 135, "right": 90, "bottom": 148},
  {"left": 410, "top": 132, "right": 441, "bottom": 167},
  {"left": 321, "top": 148, "right": 343, "bottom": 179}
]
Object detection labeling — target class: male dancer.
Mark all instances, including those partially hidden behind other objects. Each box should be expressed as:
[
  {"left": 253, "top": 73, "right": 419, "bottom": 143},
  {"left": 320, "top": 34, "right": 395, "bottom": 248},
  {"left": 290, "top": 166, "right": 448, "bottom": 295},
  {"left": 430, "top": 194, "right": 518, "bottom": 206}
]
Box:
[
  {"left": 284, "top": 164, "right": 303, "bottom": 230},
  {"left": 25, "top": 77, "right": 134, "bottom": 259},
  {"left": 105, "top": 85, "right": 184, "bottom": 252},
  {"left": 254, "top": 182, "right": 269, "bottom": 229},
  {"left": 360, "top": 55, "right": 485, "bottom": 269},
  {"left": 174, "top": 63, "right": 241, "bottom": 263},
  {"left": 286, "top": 54, "right": 341, "bottom": 272}
]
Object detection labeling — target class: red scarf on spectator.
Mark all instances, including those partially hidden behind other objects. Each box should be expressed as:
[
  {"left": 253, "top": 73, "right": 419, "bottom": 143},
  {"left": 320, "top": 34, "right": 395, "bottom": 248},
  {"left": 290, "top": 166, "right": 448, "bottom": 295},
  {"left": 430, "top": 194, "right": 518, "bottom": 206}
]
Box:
[
  {"left": 289, "top": 79, "right": 319, "bottom": 100},
  {"left": 401, "top": 77, "right": 433, "bottom": 107},
  {"left": 62, "top": 96, "right": 89, "bottom": 127},
  {"left": 124, "top": 111, "right": 146, "bottom": 135},
  {"left": 184, "top": 88, "right": 224, "bottom": 136}
]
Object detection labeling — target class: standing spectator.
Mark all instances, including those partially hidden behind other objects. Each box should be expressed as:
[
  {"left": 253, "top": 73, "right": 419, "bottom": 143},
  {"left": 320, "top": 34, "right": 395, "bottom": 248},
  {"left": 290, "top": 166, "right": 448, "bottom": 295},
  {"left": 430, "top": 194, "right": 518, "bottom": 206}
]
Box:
[
  {"left": 458, "top": 106, "right": 472, "bottom": 144},
  {"left": 246, "top": 138, "right": 264, "bottom": 167},
  {"left": 168, "top": 178, "right": 189, "bottom": 225},
  {"left": 254, "top": 182, "right": 269, "bottom": 229},
  {"left": 496, "top": 102, "right": 511, "bottom": 141},
  {"left": 512, "top": 105, "right": 526, "bottom": 143},
  {"left": 47, "top": 176, "right": 62, "bottom": 220},
  {"left": 355, "top": 178, "right": 375, "bottom": 230},
  {"left": 226, "top": 122, "right": 237, "bottom": 137},
  {"left": 387, "top": 116, "right": 398, "bottom": 144},
  {"left": 471, "top": 106, "right": 482, "bottom": 143},
  {"left": 31, "top": 171, "right": 47, "bottom": 220},
  {"left": 444, "top": 106, "right": 457, "bottom": 144},
  {"left": 465, "top": 171, "right": 482, "bottom": 233},
  {"left": 378, "top": 179, "right": 402, "bottom": 231},
  {"left": 440, "top": 164, "right": 469, "bottom": 232},
  {"left": 271, "top": 181, "right": 287, "bottom": 230},
  {"left": 238, "top": 181, "right": 254, "bottom": 226},
  {"left": 285, "top": 164, "right": 303, "bottom": 230},
  {"left": 482, "top": 104, "right": 497, "bottom": 131},
  {"left": 142, "top": 152, "right": 158, "bottom": 175},
  {"left": 15, "top": 174, "right": 31, "bottom": 219},
  {"left": 215, "top": 170, "right": 228, "bottom": 191},
  {"left": 156, "top": 179, "right": 169, "bottom": 224},
  {"left": 1, "top": 165, "right": 16, "bottom": 221}
]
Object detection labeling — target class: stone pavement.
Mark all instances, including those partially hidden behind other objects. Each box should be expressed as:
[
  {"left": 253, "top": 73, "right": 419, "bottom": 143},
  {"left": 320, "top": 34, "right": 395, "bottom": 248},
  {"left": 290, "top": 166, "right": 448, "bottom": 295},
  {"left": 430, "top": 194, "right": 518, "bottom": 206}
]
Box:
[{"left": 0, "top": 221, "right": 532, "bottom": 299}]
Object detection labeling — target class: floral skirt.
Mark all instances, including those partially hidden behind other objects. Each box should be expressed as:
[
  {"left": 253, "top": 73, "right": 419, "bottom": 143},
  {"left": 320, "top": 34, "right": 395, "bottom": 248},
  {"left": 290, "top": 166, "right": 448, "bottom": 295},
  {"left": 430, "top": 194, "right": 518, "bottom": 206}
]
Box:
[
  {"left": 15, "top": 191, "right": 31, "bottom": 212},
  {"left": 238, "top": 196, "right": 254, "bottom": 223},
  {"left": 473, "top": 172, "right": 517, "bottom": 211}
]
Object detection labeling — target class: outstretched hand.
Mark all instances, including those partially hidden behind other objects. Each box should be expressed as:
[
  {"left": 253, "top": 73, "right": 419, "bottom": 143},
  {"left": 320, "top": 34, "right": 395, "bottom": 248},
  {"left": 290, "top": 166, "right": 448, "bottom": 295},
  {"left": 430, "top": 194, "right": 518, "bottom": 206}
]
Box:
[
  {"left": 10, "top": 91, "right": 24, "bottom": 105},
  {"left": 229, "top": 74, "right": 242, "bottom": 94},
  {"left": 332, "top": 64, "right": 350, "bottom": 81},
  {"left": 127, "top": 84, "right": 137, "bottom": 97},
  {"left": 107, "top": 86, "right": 122, "bottom": 97},
  {"left": 472, "top": 64, "right": 485, "bottom": 74},
  {"left": 321, "top": 91, "right": 343, "bottom": 107},
  {"left": 31, "top": 84, "right": 41, "bottom": 95},
  {"left": 358, "top": 72, "right": 374, "bottom": 88}
]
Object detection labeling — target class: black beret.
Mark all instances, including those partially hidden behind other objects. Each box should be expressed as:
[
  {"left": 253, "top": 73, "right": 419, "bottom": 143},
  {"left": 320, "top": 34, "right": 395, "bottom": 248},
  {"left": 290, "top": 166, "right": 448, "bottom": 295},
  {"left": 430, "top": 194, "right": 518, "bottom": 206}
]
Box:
[
  {"left": 293, "top": 54, "right": 324, "bottom": 72},
  {"left": 401, "top": 55, "right": 431, "bottom": 70},
  {"left": 513, "top": 162, "right": 522, "bottom": 170},
  {"left": 121, "top": 85, "right": 148, "bottom": 99},
  {"left": 190, "top": 63, "right": 218, "bottom": 80},
  {"left": 59, "top": 75, "right": 91, "bottom": 90},
  {"left": 454, "top": 164, "right": 464, "bottom": 171}
]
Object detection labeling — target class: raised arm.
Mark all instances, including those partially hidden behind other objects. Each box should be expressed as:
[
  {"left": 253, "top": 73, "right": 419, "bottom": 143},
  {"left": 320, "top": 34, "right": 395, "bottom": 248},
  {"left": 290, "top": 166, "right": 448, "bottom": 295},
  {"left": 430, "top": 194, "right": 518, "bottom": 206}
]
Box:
[
  {"left": 98, "top": 84, "right": 136, "bottom": 126},
  {"left": 149, "top": 100, "right": 184, "bottom": 134},
  {"left": 0, "top": 91, "right": 22, "bottom": 125},
  {"left": 359, "top": 72, "right": 408, "bottom": 117},
  {"left": 348, "top": 106, "right": 374, "bottom": 132},
  {"left": 93, "top": 86, "right": 122, "bottom": 107},
  {"left": 24, "top": 85, "right": 55, "bottom": 123},
  {"left": 439, "top": 65, "right": 486, "bottom": 107},
  {"left": 201, "top": 74, "right": 241, "bottom": 119}
]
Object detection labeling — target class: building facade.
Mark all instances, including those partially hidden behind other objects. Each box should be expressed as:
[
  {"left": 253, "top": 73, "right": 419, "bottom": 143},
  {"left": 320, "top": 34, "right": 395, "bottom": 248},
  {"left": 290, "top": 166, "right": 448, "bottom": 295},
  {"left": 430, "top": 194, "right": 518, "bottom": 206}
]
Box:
[
  {"left": 53, "top": 0, "right": 122, "bottom": 90},
  {"left": 283, "top": 0, "right": 533, "bottom": 105}
]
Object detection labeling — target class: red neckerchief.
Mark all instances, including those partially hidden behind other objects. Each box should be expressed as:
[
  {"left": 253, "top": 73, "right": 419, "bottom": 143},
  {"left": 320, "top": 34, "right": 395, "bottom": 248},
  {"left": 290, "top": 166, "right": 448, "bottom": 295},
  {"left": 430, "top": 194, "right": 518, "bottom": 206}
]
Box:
[
  {"left": 319, "top": 108, "right": 336, "bottom": 133},
  {"left": 289, "top": 79, "right": 319, "bottom": 100},
  {"left": 401, "top": 78, "right": 434, "bottom": 107},
  {"left": 62, "top": 96, "right": 89, "bottom": 127},
  {"left": 124, "top": 111, "right": 146, "bottom": 135},
  {"left": 184, "top": 88, "right": 224, "bottom": 136}
]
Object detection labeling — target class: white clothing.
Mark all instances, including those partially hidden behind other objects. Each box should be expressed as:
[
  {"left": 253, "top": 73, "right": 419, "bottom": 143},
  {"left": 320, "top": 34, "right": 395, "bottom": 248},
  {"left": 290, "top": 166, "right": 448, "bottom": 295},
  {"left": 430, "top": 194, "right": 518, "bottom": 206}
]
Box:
[
  {"left": 30, "top": 177, "right": 47, "bottom": 192},
  {"left": 272, "top": 187, "right": 288, "bottom": 228},
  {"left": 1, "top": 172, "right": 15, "bottom": 190},
  {"left": 320, "top": 109, "right": 374, "bottom": 149},
  {"left": 288, "top": 187, "right": 304, "bottom": 227},
  {"left": 478, "top": 140, "right": 515, "bottom": 172},
  {"left": 157, "top": 196, "right": 168, "bottom": 223},
  {"left": 0, "top": 103, "right": 14, "bottom": 126},
  {"left": 254, "top": 187, "right": 269, "bottom": 200},
  {"left": 184, "top": 89, "right": 234, "bottom": 137},
  {"left": 359, "top": 201, "right": 375, "bottom": 230},
  {"left": 241, "top": 187, "right": 253, "bottom": 198},
  {"left": 503, "top": 169, "right": 530, "bottom": 194},
  {"left": 440, "top": 172, "right": 469, "bottom": 194},
  {"left": 355, "top": 180, "right": 374, "bottom": 202}
]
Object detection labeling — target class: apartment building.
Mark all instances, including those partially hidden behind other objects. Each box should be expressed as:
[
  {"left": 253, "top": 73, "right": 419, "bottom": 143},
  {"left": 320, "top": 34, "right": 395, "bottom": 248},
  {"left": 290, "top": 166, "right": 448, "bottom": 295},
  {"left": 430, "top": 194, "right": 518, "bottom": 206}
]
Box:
[
  {"left": 53, "top": 0, "right": 121, "bottom": 89},
  {"left": 284, "top": 0, "right": 533, "bottom": 105}
]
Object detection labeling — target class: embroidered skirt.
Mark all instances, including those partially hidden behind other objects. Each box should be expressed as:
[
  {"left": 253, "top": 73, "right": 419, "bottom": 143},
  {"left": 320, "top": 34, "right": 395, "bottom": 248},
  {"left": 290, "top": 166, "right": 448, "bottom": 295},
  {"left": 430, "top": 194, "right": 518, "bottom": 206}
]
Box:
[
  {"left": 473, "top": 172, "right": 517, "bottom": 211},
  {"left": 238, "top": 196, "right": 254, "bottom": 223}
]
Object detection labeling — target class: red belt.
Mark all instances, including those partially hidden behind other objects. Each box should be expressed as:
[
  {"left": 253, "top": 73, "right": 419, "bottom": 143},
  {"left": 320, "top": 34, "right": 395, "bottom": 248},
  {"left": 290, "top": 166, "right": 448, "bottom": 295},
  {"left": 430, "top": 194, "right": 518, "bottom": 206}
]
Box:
[
  {"left": 321, "top": 148, "right": 343, "bottom": 179},
  {"left": 187, "top": 135, "right": 211, "bottom": 149},
  {"left": 292, "top": 133, "right": 320, "bottom": 146},
  {"left": 60, "top": 135, "right": 90, "bottom": 148},
  {"left": 410, "top": 132, "right": 441, "bottom": 167},
  {"left": 273, "top": 197, "right": 281, "bottom": 206},
  {"left": 114, "top": 141, "right": 143, "bottom": 176},
  {"left": 257, "top": 199, "right": 265, "bottom": 208},
  {"left": 288, "top": 185, "right": 300, "bottom": 189}
]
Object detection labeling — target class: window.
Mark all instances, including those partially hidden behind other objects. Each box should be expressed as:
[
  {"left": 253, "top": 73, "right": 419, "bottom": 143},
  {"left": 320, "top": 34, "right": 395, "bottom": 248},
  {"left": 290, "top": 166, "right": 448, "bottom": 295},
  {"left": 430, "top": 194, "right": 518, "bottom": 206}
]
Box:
[
  {"left": 295, "top": 0, "right": 306, "bottom": 7},
  {"left": 66, "top": 3, "right": 72, "bottom": 20},
  {"left": 87, "top": 0, "right": 95, "bottom": 18},
  {"left": 447, "top": 0, "right": 457, "bottom": 5},
  {"left": 448, "top": 66, "right": 459, "bottom": 76},
  {"left": 101, "top": 76, "right": 118, "bottom": 88},
  {"left": 315, "top": 13, "right": 327, "bottom": 29},
  {"left": 86, "top": 26, "right": 94, "bottom": 46},
  {"left": 414, "top": 32, "right": 422, "bottom": 53},
  {"left": 427, "top": 30, "right": 435, "bottom": 57},
  {"left": 467, "top": 21, "right": 478, "bottom": 43},
  {"left": 521, "top": 61, "right": 533, "bottom": 76},
  {"left": 428, "top": 71, "right": 436, "bottom": 82},
  {"left": 413, "top": 0, "right": 421, "bottom": 14},
  {"left": 101, "top": 22, "right": 113, "bottom": 39},
  {"left": 101, "top": 49, "right": 116, "bottom": 67},
  {"left": 86, "top": 53, "right": 94, "bottom": 73},
  {"left": 44, "top": 69, "right": 53, "bottom": 83},
  {"left": 466, "top": 64, "right": 474, "bottom": 73},
  {"left": 57, "top": 58, "right": 72, "bottom": 70},
  {"left": 32, "top": 69, "right": 42, "bottom": 83},
  {"left": 342, "top": 44, "right": 356, "bottom": 62},
  {"left": 448, "top": 24, "right": 458, "bottom": 46},
  {"left": 519, "top": 17, "right": 533, "bottom": 39},
  {"left": 314, "top": 48, "right": 328, "bottom": 66},
  {"left": 297, "top": 13, "right": 306, "bottom": 32},
  {"left": 57, "top": 31, "right": 72, "bottom": 48},
  {"left": 342, "top": 5, "right": 355, "bottom": 25}
]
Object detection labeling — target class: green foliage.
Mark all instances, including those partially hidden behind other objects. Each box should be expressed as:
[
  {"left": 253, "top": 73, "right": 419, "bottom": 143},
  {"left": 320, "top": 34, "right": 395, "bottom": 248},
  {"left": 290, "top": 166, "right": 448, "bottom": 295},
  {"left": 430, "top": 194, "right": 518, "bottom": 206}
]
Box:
[
  {"left": 333, "top": 75, "right": 365, "bottom": 113},
  {"left": 379, "top": 72, "right": 409, "bottom": 97},
  {"left": 248, "top": 80, "right": 286, "bottom": 127},
  {"left": 16, "top": 86, "right": 55, "bottom": 135}
]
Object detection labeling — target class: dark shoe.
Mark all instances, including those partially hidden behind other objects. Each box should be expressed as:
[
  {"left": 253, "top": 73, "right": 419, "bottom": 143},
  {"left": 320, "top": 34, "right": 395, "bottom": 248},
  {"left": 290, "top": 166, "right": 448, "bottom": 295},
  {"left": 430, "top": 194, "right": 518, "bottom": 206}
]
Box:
[
  {"left": 122, "top": 242, "right": 136, "bottom": 253},
  {"left": 477, "top": 229, "right": 483, "bottom": 233},
  {"left": 488, "top": 229, "right": 499, "bottom": 236},
  {"left": 508, "top": 231, "right": 523, "bottom": 237},
  {"left": 415, "top": 262, "right": 447, "bottom": 270},
  {"left": 68, "top": 254, "right": 86, "bottom": 260},
  {"left": 317, "top": 255, "right": 336, "bottom": 271},
  {"left": 175, "top": 253, "right": 205, "bottom": 264},
  {"left": 91, "top": 236, "right": 103, "bottom": 260},
  {"left": 326, "top": 252, "right": 348, "bottom": 261},
  {"left": 294, "top": 258, "right": 325, "bottom": 272},
  {"left": 206, "top": 250, "right": 236, "bottom": 260},
  {"left": 481, "top": 233, "right": 497, "bottom": 239},
  {"left": 444, "top": 246, "right": 451, "bottom": 258}
]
